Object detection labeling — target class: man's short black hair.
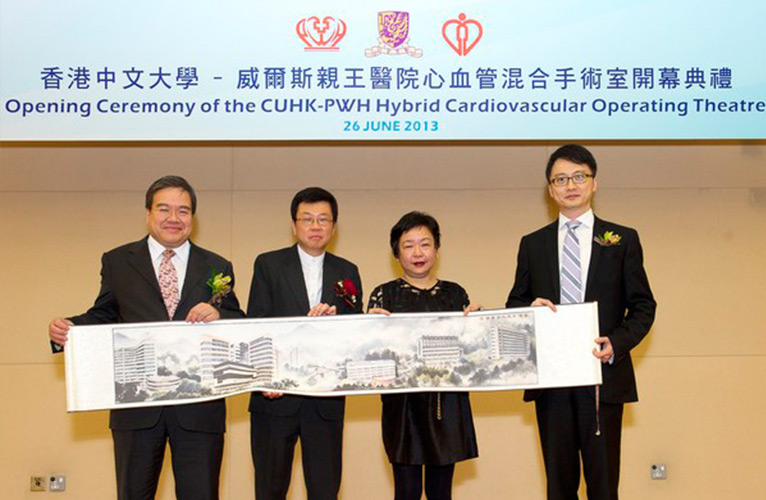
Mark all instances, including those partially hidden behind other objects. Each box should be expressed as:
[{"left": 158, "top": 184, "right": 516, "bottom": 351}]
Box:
[
  {"left": 545, "top": 144, "right": 598, "bottom": 180},
  {"left": 145, "top": 175, "right": 197, "bottom": 214},
  {"left": 390, "top": 211, "right": 441, "bottom": 258},
  {"left": 290, "top": 187, "right": 338, "bottom": 221}
]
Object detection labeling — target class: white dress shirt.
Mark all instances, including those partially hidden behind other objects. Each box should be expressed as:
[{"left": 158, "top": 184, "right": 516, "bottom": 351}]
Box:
[
  {"left": 297, "top": 245, "right": 325, "bottom": 308},
  {"left": 147, "top": 235, "right": 190, "bottom": 294}
]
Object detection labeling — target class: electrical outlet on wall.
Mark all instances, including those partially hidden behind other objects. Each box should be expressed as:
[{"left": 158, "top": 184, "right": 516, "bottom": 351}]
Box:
[
  {"left": 49, "top": 475, "right": 67, "bottom": 492},
  {"left": 30, "top": 476, "right": 46, "bottom": 492}
]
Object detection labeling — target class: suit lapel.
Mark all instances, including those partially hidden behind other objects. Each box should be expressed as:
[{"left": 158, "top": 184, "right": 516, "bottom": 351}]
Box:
[
  {"left": 543, "top": 221, "right": 560, "bottom": 302},
  {"left": 585, "top": 217, "right": 605, "bottom": 300},
  {"left": 321, "top": 254, "right": 338, "bottom": 306},
  {"left": 286, "top": 245, "right": 311, "bottom": 312},
  {"left": 127, "top": 238, "right": 162, "bottom": 296},
  {"left": 177, "top": 243, "right": 208, "bottom": 313},
  {"left": 126, "top": 238, "right": 170, "bottom": 319}
]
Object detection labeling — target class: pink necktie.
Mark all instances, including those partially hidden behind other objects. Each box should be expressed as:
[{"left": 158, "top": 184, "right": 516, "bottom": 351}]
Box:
[{"left": 159, "top": 249, "right": 180, "bottom": 319}]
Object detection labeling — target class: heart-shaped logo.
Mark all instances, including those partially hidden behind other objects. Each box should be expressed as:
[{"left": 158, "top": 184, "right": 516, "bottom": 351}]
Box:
[
  {"left": 442, "top": 13, "right": 483, "bottom": 56},
  {"left": 296, "top": 16, "right": 346, "bottom": 51}
]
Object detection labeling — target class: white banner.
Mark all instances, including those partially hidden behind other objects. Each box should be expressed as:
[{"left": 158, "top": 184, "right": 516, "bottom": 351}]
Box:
[
  {"left": 65, "top": 304, "right": 601, "bottom": 412},
  {"left": 2, "top": 1, "right": 764, "bottom": 140}
]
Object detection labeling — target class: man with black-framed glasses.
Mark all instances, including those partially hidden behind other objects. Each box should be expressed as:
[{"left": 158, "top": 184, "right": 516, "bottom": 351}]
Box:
[
  {"left": 246, "top": 187, "right": 363, "bottom": 500},
  {"left": 506, "top": 144, "right": 656, "bottom": 500}
]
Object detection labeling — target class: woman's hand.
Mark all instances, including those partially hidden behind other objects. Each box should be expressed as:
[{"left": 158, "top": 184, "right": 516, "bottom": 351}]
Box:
[
  {"left": 463, "top": 303, "right": 482, "bottom": 315},
  {"left": 367, "top": 307, "right": 391, "bottom": 316}
]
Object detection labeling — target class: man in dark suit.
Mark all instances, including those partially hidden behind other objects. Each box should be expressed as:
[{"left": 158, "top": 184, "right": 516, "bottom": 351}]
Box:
[
  {"left": 506, "top": 145, "right": 656, "bottom": 500},
  {"left": 247, "top": 187, "right": 363, "bottom": 500},
  {"left": 48, "top": 175, "right": 244, "bottom": 500}
]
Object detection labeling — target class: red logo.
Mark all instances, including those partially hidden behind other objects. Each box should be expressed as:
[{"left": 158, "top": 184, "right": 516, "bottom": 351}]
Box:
[
  {"left": 296, "top": 16, "right": 347, "bottom": 51},
  {"left": 442, "top": 13, "right": 483, "bottom": 56}
]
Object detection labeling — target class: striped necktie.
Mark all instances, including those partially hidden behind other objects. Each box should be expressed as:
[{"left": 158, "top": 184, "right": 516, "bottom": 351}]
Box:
[{"left": 560, "top": 220, "right": 582, "bottom": 304}]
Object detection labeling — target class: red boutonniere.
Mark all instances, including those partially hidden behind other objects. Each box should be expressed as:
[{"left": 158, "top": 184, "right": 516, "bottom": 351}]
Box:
[{"left": 334, "top": 279, "right": 358, "bottom": 308}]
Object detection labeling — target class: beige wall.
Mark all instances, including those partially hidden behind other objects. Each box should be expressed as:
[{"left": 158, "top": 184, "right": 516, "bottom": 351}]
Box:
[{"left": 1, "top": 141, "right": 764, "bottom": 499}]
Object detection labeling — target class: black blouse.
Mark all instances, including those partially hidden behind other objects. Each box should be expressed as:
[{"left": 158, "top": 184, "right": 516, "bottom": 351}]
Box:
[{"left": 368, "top": 278, "right": 479, "bottom": 465}]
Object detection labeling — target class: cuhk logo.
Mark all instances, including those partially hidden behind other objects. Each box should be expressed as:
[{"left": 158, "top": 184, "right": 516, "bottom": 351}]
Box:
[
  {"left": 442, "top": 13, "right": 483, "bottom": 56},
  {"left": 296, "top": 16, "right": 347, "bottom": 51},
  {"left": 365, "top": 11, "right": 423, "bottom": 58}
]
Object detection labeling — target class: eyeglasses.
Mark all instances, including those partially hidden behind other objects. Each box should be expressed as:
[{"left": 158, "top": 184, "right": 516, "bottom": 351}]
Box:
[
  {"left": 549, "top": 173, "right": 594, "bottom": 187},
  {"left": 295, "top": 217, "right": 333, "bottom": 227}
]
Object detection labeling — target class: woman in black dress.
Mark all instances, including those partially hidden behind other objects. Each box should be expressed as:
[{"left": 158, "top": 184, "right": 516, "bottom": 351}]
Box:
[{"left": 368, "top": 211, "right": 479, "bottom": 500}]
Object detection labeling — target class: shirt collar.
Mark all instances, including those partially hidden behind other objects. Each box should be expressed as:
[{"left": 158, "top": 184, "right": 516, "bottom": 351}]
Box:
[
  {"left": 297, "top": 244, "right": 325, "bottom": 267},
  {"left": 558, "top": 209, "right": 594, "bottom": 231},
  {"left": 147, "top": 235, "right": 190, "bottom": 263}
]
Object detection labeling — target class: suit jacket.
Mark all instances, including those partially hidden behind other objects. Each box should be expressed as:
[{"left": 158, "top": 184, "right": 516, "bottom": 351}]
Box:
[
  {"left": 246, "top": 245, "right": 363, "bottom": 420},
  {"left": 506, "top": 217, "right": 656, "bottom": 404},
  {"left": 65, "top": 237, "right": 244, "bottom": 431}
]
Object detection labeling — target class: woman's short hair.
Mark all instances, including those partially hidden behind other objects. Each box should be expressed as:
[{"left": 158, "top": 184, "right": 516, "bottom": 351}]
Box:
[{"left": 390, "top": 211, "right": 441, "bottom": 258}]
